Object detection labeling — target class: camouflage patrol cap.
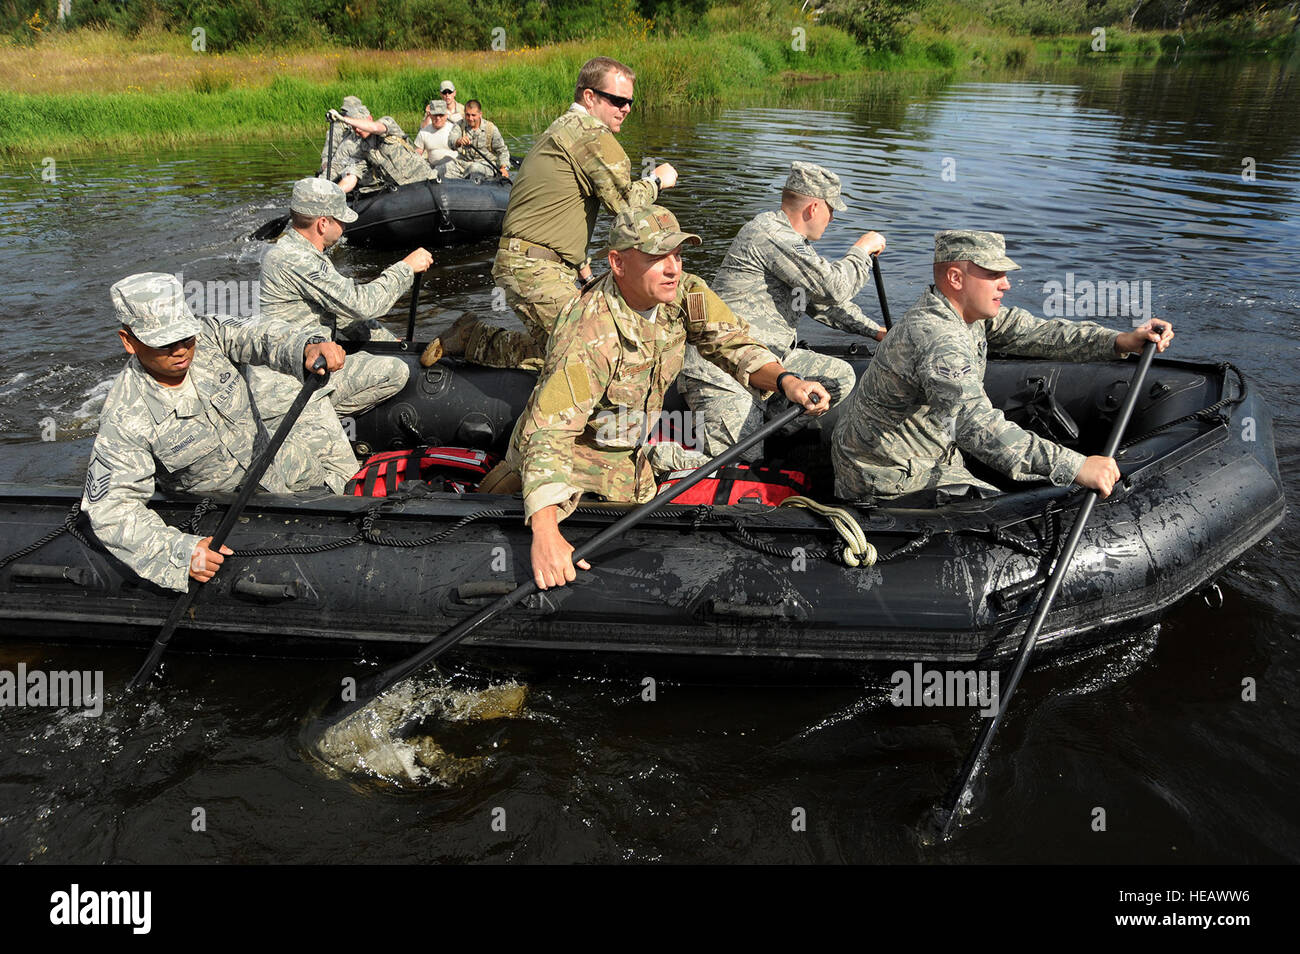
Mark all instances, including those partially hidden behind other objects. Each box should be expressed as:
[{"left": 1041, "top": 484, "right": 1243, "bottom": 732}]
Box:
[
  {"left": 782, "top": 161, "right": 848, "bottom": 212},
  {"left": 111, "top": 273, "right": 201, "bottom": 347},
  {"left": 290, "top": 177, "right": 358, "bottom": 224},
  {"left": 605, "top": 205, "right": 701, "bottom": 255},
  {"left": 426, "top": 99, "right": 449, "bottom": 116},
  {"left": 933, "top": 230, "right": 1021, "bottom": 271},
  {"left": 340, "top": 95, "right": 371, "bottom": 120}
]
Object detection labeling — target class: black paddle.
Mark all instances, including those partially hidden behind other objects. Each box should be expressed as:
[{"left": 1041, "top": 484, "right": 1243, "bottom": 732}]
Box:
[
  {"left": 405, "top": 272, "right": 423, "bottom": 341},
  {"left": 324, "top": 114, "right": 336, "bottom": 183},
  {"left": 252, "top": 214, "right": 290, "bottom": 242},
  {"left": 933, "top": 338, "right": 1160, "bottom": 837},
  {"left": 126, "top": 355, "right": 332, "bottom": 691},
  {"left": 460, "top": 137, "right": 512, "bottom": 178},
  {"left": 311, "top": 398, "right": 816, "bottom": 745},
  {"left": 872, "top": 252, "right": 892, "bottom": 331}
]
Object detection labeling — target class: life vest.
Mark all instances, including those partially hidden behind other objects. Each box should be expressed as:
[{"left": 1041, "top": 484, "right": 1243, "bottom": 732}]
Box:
[
  {"left": 346, "top": 447, "right": 498, "bottom": 497},
  {"left": 658, "top": 463, "right": 809, "bottom": 506}
]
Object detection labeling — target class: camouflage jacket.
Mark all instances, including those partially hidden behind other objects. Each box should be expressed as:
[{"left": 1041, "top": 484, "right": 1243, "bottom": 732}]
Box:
[
  {"left": 259, "top": 228, "right": 411, "bottom": 343},
  {"left": 684, "top": 209, "right": 881, "bottom": 385},
  {"left": 500, "top": 105, "right": 659, "bottom": 267},
  {"left": 450, "top": 118, "right": 510, "bottom": 170},
  {"left": 832, "top": 286, "right": 1121, "bottom": 499},
  {"left": 507, "top": 272, "right": 780, "bottom": 521},
  {"left": 81, "top": 315, "right": 325, "bottom": 592},
  {"left": 340, "top": 117, "right": 436, "bottom": 189}
]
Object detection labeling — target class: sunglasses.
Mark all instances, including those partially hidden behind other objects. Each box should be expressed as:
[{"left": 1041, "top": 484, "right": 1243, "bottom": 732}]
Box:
[{"left": 588, "top": 88, "right": 634, "bottom": 110}]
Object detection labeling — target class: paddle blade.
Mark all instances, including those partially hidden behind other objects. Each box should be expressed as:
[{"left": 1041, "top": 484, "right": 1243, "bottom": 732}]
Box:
[{"left": 252, "top": 214, "right": 289, "bottom": 242}]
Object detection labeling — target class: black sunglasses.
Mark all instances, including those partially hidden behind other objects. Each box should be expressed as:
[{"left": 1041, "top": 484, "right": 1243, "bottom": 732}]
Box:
[{"left": 588, "top": 88, "right": 634, "bottom": 110}]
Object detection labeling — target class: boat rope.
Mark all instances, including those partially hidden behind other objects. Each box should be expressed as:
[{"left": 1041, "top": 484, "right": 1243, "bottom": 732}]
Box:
[
  {"left": 234, "top": 506, "right": 510, "bottom": 556},
  {"left": 1116, "top": 361, "right": 1246, "bottom": 452},
  {"left": 0, "top": 501, "right": 85, "bottom": 572},
  {"left": 779, "top": 497, "right": 877, "bottom": 566}
]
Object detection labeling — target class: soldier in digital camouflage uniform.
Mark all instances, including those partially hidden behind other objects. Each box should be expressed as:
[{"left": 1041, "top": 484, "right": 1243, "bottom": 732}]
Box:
[
  {"left": 81, "top": 273, "right": 348, "bottom": 593},
  {"left": 421, "top": 56, "right": 678, "bottom": 371},
  {"left": 331, "top": 107, "right": 437, "bottom": 195},
  {"left": 500, "top": 206, "right": 830, "bottom": 590},
  {"left": 831, "top": 230, "right": 1175, "bottom": 504},
  {"left": 680, "top": 161, "right": 888, "bottom": 460},
  {"left": 320, "top": 95, "right": 367, "bottom": 180},
  {"left": 445, "top": 100, "right": 511, "bottom": 179},
  {"left": 254, "top": 177, "right": 431, "bottom": 429}
]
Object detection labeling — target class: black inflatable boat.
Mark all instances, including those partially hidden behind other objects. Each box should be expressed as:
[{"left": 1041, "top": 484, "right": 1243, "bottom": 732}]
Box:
[
  {"left": 0, "top": 346, "right": 1284, "bottom": 675},
  {"left": 344, "top": 177, "right": 511, "bottom": 249}
]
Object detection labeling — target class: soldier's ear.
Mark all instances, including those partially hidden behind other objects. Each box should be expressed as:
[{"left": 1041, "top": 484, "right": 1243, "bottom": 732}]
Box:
[
  {"left": 609, "top": 250, "right": 624, "bottom": 278},
  {"left": 118, "top": 328, "right": 137, "bottom": 356}
]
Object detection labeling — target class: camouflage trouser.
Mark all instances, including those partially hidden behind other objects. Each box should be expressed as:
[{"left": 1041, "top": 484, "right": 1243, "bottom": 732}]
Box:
[
  {"left": 457, "top": 247, "right": 580, "bottom": 370},
  {"left": 832, "top": 442, "right": 1000, "bottom": 505},
  {"left": 268, "top": 392, "right": 361, "bottom": 494},
  {"left": 246, "top": 365, "right": 363, "bottom": 493},
  {"left": 678, "top": 348, "right": 857, "bottom": 463},
  {"left": 329, "top": 321, "right": 408, "bottom": 416},
  {"left": 444, "top": 158, "right": 497, "bottom": 179}
]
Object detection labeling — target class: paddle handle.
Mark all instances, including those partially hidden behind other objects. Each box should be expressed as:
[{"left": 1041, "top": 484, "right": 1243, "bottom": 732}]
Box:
[
  {"left": 405, "top": 273, "right": 423, "bottom": 342},
  {"left": 341, "top": 401, "right": 810, "bottom": 711},
  {"left": 872, "top": 253, "right": 892, "bottom": 331},
  {"left": 938, "top": 341, "right": 1158, "bottom": 835},
  {"left": 126, "top": 355, "right": 330, "bottom": 691}
]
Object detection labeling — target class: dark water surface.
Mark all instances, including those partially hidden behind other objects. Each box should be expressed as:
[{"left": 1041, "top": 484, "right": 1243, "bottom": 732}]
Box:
[{"left": 0, "top": 60, "right": 1297, "bottom": 864}]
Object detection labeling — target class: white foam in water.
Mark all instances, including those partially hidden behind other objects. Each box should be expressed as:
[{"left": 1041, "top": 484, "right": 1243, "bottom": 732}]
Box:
[{"left": 74, "top": 378, "right": 114, "bottom": 420}]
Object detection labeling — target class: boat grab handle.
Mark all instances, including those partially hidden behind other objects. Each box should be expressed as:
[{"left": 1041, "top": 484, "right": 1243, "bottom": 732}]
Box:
[
  {"left": 707, "top": 598, "right": 795, "bottom": 620},
  {"left": 232, "top": 577, "right": 303, "bottom": 601},
  {"left": 455, "top": 580, "right": 516, "bottom": 601},
  {"left": 9, "top": 563, "right": 95, "bottom": 587}
]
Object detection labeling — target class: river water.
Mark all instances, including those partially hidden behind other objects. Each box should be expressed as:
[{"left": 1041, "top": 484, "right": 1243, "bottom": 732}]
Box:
[{"left": 0, "top": 59, "right": 1296, "bottom": 864}]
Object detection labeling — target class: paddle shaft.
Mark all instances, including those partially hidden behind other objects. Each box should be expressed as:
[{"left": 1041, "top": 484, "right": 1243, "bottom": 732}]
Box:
[
  {"left": 937, "top": 340, "right": 1158, "bottom": 836},
  {"left": 126, "top": 356, "right": 331, "bottom": 691},
  {"left": 329, "top": 401, "right": 811, "bottom": 723},
  {"left": 463, "top": 138, "right": 508, "bottom": 175},
  {"left": 405, "top": 272, "right": 423, "bottom": 341},
  {"left": 872, "top": 253, "right": 892, "bottom": 331},
  {"left": 324, "top": 117, "right": 336, "bottom": 181}
]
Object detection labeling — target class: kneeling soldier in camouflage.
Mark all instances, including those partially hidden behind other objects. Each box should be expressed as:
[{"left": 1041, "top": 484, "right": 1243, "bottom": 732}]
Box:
[
  {"left": 82, "top": 273, "right": 349, "bottom": 593},
  {"left": 832, "top": 230, "right": 1175, "bottom": 504},
  {"left": 680, "top": 160, "right": 887, "bottom": 460},
  {"left": 495, "top": 205, "right": 830, "bottom": 590}
]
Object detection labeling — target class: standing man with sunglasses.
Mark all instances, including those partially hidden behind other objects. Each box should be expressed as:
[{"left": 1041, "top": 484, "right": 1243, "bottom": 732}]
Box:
[{"left": 422, "top": 56, "right": 678, "bottom": 371}]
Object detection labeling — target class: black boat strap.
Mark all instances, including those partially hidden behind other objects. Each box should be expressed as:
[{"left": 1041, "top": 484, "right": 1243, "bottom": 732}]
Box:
[{"left": 429, "top": 181, "right": 456, "bottom": 232}]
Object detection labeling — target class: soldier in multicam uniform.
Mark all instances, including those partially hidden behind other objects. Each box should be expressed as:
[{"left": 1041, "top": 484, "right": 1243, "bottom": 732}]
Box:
[
  {"left": 445, "top": 100, "right": 511, "bottom": 179},
  {"left": 330, "top": 107, "right": 437, "bottom": 195},
  {"left": 421, "top": 56, "right": 678, "bottom": 371},
  {"left": 831, "top": 230, "right": 1175, "bottom": 504},
  {"left": 254, "top": 177, "right": 431, "bottom": 426},
  {"left": 680, "top": 160, "right": 887, "bottom": 459},
  {"left": 81, "top": 273, "right": 348, "bottom": 593},
  {"left": 497, "top": 206, "right": 830, "bottom": 590}
]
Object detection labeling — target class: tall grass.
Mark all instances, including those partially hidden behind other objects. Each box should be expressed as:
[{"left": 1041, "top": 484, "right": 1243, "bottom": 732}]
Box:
[{"left": 0, "top": 28, "right": 869, "bottom": 156}]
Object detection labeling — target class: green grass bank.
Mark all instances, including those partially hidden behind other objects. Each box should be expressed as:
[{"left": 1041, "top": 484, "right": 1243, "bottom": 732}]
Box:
[{"left": 2, "top": 0, "right": 1296, "bottom": 159}]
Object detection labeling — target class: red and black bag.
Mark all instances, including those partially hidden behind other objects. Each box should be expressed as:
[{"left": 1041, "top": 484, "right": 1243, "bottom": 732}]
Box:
[
  {"left": 346, "top": 447, "right": 498, "bottom": 497},
  {"left": 658, "top": 463, "right": 808, "bottom": 506}
]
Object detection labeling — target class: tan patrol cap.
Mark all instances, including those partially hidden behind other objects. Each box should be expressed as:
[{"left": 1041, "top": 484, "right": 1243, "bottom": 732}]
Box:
[
  {"left": 933, "top": 230, "right": 1021, "bottom": 271},
  {"left": 605, "top": 205, "right": 701, "bottom": 255}
]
